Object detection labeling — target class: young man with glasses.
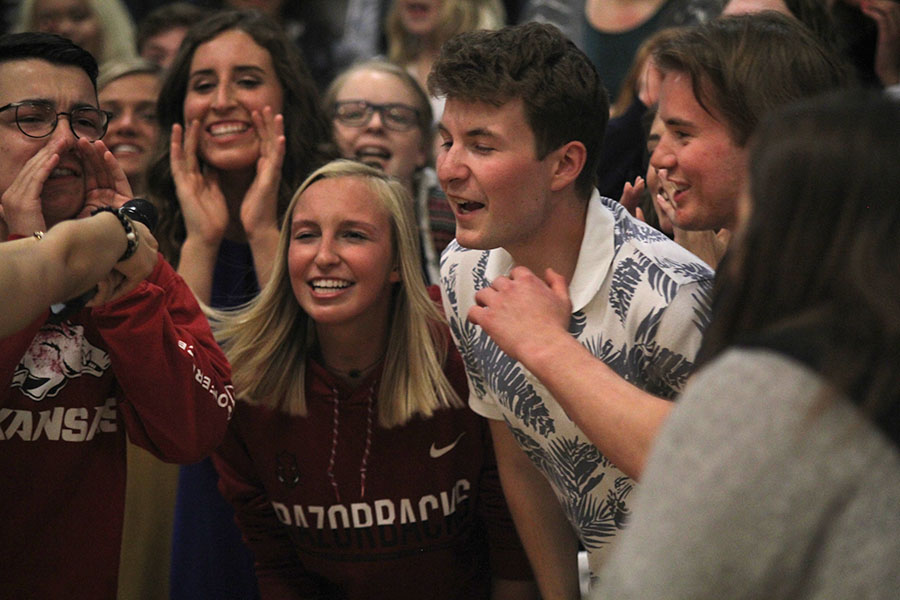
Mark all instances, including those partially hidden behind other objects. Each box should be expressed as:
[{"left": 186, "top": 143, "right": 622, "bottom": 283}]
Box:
[{"left": 0, "top": 32, "right": 232, "bottom": 599}]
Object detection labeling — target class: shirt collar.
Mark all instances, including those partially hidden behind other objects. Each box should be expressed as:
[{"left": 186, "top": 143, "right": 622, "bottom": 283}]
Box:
[{"left": 483, "top": 189, "right": 613, "bottom": 313}]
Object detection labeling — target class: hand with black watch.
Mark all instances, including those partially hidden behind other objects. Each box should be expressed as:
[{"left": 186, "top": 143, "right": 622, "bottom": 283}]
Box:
[{"left": 48, "top": 198, "right": 158, "bottom": 322}]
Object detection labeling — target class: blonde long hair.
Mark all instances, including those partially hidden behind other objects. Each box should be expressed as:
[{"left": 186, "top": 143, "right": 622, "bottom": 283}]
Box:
[
  {"left": 215, "top": 160, "right": 461, "bottom": 427},
  {"left": 15, "top": 0, "right": 137, "bottom": 64},
  {"left": 386, "top": 0, "right": 505, "bottom": 65}
]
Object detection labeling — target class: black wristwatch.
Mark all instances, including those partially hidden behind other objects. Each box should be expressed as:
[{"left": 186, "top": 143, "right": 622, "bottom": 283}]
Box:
[
  {"left": 119, "top": 197, "right": 158, "bottom": 231},
  {"left": 49, "top": 198, "right": 159, "bottom": 322}
]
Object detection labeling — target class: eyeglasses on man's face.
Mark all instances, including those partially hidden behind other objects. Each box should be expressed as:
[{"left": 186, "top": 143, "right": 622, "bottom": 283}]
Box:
[
  {"left": 0, "top": 100, "right": 112, "bottom": 141},
  {"left": 333, "top": 100, "right": 421, "bottom": 132}
]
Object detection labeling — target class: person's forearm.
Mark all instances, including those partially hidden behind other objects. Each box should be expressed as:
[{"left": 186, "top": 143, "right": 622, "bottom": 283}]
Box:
[
  {"left": 491, "top": 421, "right": 581, "bottom": 600},
  {"left": 1, "top": 237, "right": 59, "bottom": 336},
  {"left": 55, "top": 212, "right": 128, "bottom": 294},
  {"left": 517, "top": 330, "right": 671, "bottom": 480},
  {"left": 467, "top": 266, "right": 673, "bottom": 480},
  {"left": 0, "top": 214, "right": 129, "bottom": 337}
]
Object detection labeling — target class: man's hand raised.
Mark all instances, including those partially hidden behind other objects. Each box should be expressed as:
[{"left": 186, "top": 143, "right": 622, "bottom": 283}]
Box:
[{"left": 77, "top": 138, "right": 134, "bottom": 216}]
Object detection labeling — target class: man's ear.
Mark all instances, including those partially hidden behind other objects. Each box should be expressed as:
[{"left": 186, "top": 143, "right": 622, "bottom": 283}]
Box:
[{"left": 549, "top": 141, "right": 587, "bottom": 192}]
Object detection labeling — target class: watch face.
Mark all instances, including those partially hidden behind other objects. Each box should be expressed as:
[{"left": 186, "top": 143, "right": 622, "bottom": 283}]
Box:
[{"left": 120, "top": 198, "right": 158, "bottom": 232}]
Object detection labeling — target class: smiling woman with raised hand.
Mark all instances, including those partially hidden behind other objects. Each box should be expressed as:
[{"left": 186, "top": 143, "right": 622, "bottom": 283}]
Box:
[
  {"left": 148, "top": 9, "right": 333, "bottom": 307},
  {"left": 211, "top": 159, "right": 536, "bottom": 600}
]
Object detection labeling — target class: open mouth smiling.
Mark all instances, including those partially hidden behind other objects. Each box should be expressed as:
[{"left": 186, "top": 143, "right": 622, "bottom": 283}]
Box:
[
  {"left": 658, "top": 171, "right": 688, "bottom": 208},
  {"left": 310, "top": 278, "right": 354, "bottom": 293},
  {"left": 355, "top": 146, "right": 391, "bottom": 169},
  {"left": 109, "top": 143, "right": 143, "bottom": 155},
  {"left": 208, "top": 122, "right": 251, "bottom": 137},
  {"left": 669, "top": 183, "right": 691, "bottom": 207}
]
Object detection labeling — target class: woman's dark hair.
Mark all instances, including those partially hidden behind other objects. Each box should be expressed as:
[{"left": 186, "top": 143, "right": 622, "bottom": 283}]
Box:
[
  {"left": 146, "top": 9, "right": 335, "bottom": 264},
  {"left": 699, "top": 90, "right": 900, "bottom": 445}
]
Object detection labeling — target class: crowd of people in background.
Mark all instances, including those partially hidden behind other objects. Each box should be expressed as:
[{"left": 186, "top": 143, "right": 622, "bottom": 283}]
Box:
[{"left": 0, "top": 0, "right": 898, "bottom": 599}]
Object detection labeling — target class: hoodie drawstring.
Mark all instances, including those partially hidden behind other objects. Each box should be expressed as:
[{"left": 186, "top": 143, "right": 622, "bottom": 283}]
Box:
[{"left": 326, "top": 381, "right": 377, "bottom": 503}]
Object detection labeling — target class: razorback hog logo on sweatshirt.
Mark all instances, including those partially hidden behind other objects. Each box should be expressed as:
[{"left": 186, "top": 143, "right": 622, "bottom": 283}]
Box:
[
  {"left": 276, "top": 451, "right": 301, "bottom": 488},
  {"left": 11, "top": 322, "right": 110, "bottom": 401}
]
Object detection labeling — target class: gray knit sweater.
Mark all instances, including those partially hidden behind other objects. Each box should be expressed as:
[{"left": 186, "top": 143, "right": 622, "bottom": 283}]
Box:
[{"left": 594, "top": 348, "right": 900, "bottom": 599}]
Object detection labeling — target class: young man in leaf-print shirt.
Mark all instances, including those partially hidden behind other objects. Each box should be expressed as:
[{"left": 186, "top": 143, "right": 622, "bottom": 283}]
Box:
[{"left": 429, "top": 23, "right": 714, "bottom": 598}]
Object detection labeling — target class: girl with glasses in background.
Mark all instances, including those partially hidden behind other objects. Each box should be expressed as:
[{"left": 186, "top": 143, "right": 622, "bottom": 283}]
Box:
[{"left": 324, "top": 60, "right": 453, "bottom": 283}]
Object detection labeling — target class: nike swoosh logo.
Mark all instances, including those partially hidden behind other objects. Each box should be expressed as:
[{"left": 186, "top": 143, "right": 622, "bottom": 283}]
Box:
[{"left": 429, "top": 432, "right": 466, "bottom": 458}]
